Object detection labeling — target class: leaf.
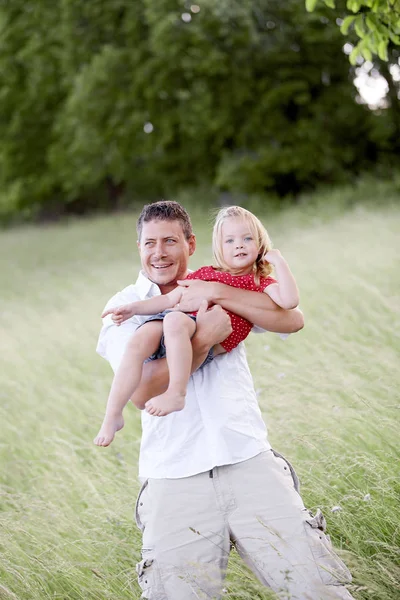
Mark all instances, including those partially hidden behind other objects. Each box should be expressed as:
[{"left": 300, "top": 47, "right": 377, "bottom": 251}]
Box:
[
  {"left": 347, "top": 0, "right": 361, "bottom": 12},
  {"left": 324, "top": 0, "right": 336, "bottom": 7},
  {"left": 349, "top": 44, "right": 360, "bottom": 65},
  {"left": 365, "top": 15, "right": 377, "bottom": 32},
  {"left": 377, "top": 39, "right": 388, "bottom": 60},
  {"left": 388, "top": 30, "right": 400, "bottom": 44},
  {"left": 360, "top": 44, "right": 373, "bottom": 61},
  {"left": 340, "top": 15, "right": 356, "bottom": 34},
  {"left": 354, "top": 15, "right": 366, "bottom": 38},
  {"left": 305, "top": 0, "right": 319, "bottom": 12}
]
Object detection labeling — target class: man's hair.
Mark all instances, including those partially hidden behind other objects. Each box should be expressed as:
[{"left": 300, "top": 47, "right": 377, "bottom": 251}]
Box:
[{"left": 136, "top": 201, "right": 193, "bottom": 241}]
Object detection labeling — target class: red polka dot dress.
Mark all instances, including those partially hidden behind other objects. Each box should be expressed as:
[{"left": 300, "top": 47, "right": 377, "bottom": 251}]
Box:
[{"left": 186, "top": 266, "right": 276, "bottom": 352}]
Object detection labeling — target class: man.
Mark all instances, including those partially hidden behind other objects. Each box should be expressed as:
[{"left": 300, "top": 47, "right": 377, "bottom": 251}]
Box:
[{"left": 97, "top": 201, "right": 353, "bottom": 599}]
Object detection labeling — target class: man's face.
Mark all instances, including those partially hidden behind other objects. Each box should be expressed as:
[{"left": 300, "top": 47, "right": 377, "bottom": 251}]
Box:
[{"left": 138, "top": 219, "right": 196, "bottom": 291}]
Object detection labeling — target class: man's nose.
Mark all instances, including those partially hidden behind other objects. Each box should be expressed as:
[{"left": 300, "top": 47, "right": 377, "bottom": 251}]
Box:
[{"left": 153, "top": 242, "right": 167, "bottom": 258}]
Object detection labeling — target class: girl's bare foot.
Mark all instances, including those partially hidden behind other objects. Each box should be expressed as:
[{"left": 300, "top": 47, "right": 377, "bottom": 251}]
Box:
[
  {"left": 93, "top": 415, "right": 124, "bottom": 446},
  {"left": 145, "top": 391, "right": 186, "bottom": 417}
]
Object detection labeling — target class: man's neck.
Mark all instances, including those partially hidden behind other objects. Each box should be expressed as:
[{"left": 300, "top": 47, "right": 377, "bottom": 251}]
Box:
[
  {"left": 140, "top": 269, "right": 190, "bottom": 295},
  {"left": 158, "top": 282, "right": 179, "bottom": 295}
]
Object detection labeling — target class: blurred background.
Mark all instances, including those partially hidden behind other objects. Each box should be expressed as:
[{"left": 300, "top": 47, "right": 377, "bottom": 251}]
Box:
[
  {"left": 0, "top": 0, "right": 399, "bottom": 223},
  {"left": 1, "top": 2, "right": 400, "bottom": 600}
]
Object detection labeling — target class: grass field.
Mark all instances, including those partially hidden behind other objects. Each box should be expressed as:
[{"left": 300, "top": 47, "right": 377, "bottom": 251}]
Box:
[{"left": 1, "top": 190, "right": 399, "bottom": 599}]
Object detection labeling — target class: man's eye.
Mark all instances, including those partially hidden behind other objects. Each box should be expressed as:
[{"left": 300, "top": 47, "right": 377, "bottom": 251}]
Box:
[
  {"left": 145, "top": 241, "right": 154, "bottom": 247},
  {"left": 166, "top": 239, "right": 176, "bottom": 244}
]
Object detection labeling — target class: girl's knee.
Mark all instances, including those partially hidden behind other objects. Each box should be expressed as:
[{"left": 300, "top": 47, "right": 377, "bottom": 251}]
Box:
[
  {"left": 126, "top": 323, "right": 162, "bottom": 354},
  {"left": 163, "top": 311, "right": 195, "bottom": 333},
  {"left": 124, "top": 337, "right": 147, "bottom": 361}
]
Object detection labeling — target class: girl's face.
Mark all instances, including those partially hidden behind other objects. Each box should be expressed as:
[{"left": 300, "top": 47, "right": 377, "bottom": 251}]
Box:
[{"left": 221, "top": 217, "right": 259, "bottom": 274}]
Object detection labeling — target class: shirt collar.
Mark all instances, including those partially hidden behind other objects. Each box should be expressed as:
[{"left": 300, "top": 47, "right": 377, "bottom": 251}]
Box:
[
  {"left": 135, "top": 268, "right": 193, "bottom": 298},
  {"left": 135, "top": 270, "right": 161, "bottom": 298}
]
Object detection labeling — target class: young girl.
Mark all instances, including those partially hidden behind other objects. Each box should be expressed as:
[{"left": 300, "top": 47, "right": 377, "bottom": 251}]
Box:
[{"left": 94, "top": 206, "right": 299, "bottom": 446}]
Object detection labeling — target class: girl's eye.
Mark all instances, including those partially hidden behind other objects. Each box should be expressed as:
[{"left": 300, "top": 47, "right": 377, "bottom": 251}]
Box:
[
  {"left": 225, "top": 239, "right": 234, "bottom": 244},
  {"left": 244, "top": 237, "right": 252, "bottom": 242}
]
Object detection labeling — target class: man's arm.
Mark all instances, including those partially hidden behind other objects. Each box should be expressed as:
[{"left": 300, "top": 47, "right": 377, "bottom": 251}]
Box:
[
  {"left": 177, "top": 279, "right": 304, "bottom": 333},
  {"left": 130, "top": 302, "right": 232, "bottom": 408}
]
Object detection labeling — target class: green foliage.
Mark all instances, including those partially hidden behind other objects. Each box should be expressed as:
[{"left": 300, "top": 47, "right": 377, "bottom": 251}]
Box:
[
  {"left": 307, "top": 0, "right": 400, "bottom": 63},
  {"left": 0, "top": 0, "right": 399, "bottom": 222}
]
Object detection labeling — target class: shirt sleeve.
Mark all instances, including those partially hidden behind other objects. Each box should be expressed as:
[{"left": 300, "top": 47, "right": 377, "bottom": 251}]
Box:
[
  {"left": 260, "top": 276, "right": 277, "bottom": 290},
  {"left": 251, "top": 325, "right": 290, "bottom": 339},
  {"left": 96, "top": 286, "right": 143, "bottom": 373}
]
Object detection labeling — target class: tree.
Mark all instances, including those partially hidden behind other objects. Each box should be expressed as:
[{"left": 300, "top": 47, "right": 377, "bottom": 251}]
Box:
[
  {"left": 49, "top": 0, "right": 385, "bottom": 197},
  {"left": 0, "top": 0, "right": 66, "bottom": 218},
  {"left": 306, "top": 0, "right": 400, "bottom": 63},
  {"left": 306, "top": 1, "right": 400, "bottom": 155},
  {"left": 0, "top": 0, "right": 398, "bottom": 220}
]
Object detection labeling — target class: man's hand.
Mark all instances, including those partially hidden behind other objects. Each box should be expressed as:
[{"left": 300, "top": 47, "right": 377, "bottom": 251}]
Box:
[
  {"left": 176, "top": 279, "right": 216, "bottom": 312},
  {"left": 193, "top": 300, "right": 232, "bottom": 352},
  {"left": 101, "top": 303, "right": 136, "bottom": 326}
]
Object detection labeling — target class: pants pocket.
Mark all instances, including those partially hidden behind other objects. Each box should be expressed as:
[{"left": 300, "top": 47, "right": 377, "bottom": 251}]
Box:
[
  {"left": 135, "top": 479, "right": 149, "bottom": 532},
  {"left": 303, "top": 509, "right": 352, "bottom": 586},
  {"left": 271, "top": 448, "right": 301, "bottom": 493},
  {"left": 136, "top": 554, "right": 168, "bottom": 600},
  {"left": 136, "top": 557, "right": 153, "bottom": 598}
]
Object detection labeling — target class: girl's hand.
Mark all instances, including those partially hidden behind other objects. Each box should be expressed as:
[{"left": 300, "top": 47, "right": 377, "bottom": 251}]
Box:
[
  {"left": 176, "top": 279, "right": 213, "bottom": 312},
  {"left": 264, "top": 249, "right": 284, "bottom": 265},
  {"left": 101, "top": 303, "right": 136, "bottom": 326}
]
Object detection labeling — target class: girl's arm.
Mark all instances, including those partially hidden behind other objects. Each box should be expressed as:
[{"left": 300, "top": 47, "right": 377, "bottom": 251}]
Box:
[
  {"left": 101, "top": 287, "right": 183, "bottom": 325},
  {"left": 263, "top": 250, "right": 299, "bottom": 310},
  {"left": 176, "top": 277, "right": 303, "bottom": 334}
]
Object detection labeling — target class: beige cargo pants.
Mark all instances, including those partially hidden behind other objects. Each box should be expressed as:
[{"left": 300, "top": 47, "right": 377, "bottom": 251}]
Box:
[{"left": 135, "top": 450, "right": 354, "bottom": 599}]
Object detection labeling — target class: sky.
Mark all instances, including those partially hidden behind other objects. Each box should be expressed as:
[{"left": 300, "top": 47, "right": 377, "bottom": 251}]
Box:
[{"left": 343, "top": 43, "right": 400, "bottom": 108}]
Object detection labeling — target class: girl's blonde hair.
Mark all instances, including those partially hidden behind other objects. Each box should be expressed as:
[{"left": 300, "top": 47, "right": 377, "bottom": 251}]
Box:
[{"left": 212, "top": 206, "right": 273, "bottom": 284}]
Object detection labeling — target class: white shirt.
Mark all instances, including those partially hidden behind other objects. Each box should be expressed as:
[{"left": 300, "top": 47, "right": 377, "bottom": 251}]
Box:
[{"left": 96, "top": 271, "right": 271, "bottom": 479}]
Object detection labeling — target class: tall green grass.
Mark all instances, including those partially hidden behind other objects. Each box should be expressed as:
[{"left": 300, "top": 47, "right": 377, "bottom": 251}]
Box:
[{"left": 0, "top": 190, "right": 399, "bottom": 599}]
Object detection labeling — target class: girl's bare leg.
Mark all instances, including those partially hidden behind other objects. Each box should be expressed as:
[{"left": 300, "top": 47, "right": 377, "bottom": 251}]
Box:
[
  {"left": 94, "top": 321, "right": 163, "bottom": 446},
  {"left": 145, "top": 312, "right": 196, "bottom": 417}
]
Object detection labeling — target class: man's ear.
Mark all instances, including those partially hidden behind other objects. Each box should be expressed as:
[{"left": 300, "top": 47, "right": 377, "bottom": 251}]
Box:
[
  {"left": 137, "top": 239, "right": 141, "bottom": 254},
  {"left": 188, "top": 234, "right": 196, "bottom": 256}
]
